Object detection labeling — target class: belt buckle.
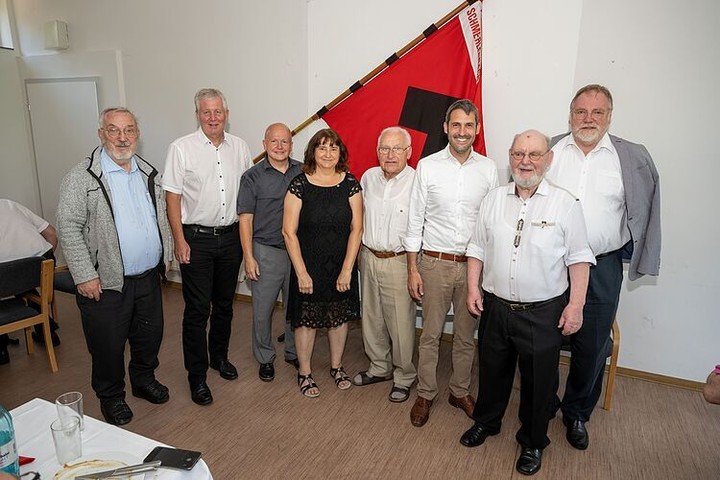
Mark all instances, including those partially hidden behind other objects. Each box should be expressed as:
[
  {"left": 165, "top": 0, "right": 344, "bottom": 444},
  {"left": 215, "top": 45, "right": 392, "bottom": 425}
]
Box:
[
  {"left": 212, "top": 226, "right": 223, "bottom": 235},
  {"left": 509, "top": 303, "right": 530, "bottom": 311}
]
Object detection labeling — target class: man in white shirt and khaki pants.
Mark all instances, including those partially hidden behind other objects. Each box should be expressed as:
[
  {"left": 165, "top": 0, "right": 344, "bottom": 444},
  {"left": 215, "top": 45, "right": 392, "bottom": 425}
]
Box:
[{"left": 404, "top": 99, "right": 499, "bottom": 427}]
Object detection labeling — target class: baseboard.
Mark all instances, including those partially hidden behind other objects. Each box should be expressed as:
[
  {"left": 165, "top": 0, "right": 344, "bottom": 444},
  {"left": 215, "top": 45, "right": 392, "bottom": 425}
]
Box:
[
  {"left": 164, "top": 281, "right": 279, "bottom": 307},
  {"left": 426, "top": 329, "right": 705, "bottom": 393}
]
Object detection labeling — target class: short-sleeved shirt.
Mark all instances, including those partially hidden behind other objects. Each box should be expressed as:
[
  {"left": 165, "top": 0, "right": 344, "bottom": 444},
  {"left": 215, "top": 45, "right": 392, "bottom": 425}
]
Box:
[
  {"left": 0, "top": 199, "right": 52, "bottom": 262},
  {"left": 467, "top": 179, "right": 595, "bottom": 302},
  {"left": 162, "top": 128, "right": 252, "bottom": 227},
  {"left": 236, "top": 158, "right": 303, "bottom": 247}
]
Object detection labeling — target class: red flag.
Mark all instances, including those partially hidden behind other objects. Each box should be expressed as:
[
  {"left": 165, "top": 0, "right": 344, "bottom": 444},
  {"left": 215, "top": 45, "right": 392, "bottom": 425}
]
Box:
[{"left": 322, "top": 3, "right": 485, "bottom": 179}]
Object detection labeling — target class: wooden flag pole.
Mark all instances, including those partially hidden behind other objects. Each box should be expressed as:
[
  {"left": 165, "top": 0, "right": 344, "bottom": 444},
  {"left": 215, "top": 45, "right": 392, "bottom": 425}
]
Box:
[{"left": 252, "top": 0, "right": 479, "bottom": 163}]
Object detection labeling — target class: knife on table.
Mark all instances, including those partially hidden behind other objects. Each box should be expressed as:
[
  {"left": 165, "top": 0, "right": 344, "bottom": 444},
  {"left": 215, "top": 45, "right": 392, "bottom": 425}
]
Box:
[{"left": 75, "top": 460, "right": 162, "bottom": 479}]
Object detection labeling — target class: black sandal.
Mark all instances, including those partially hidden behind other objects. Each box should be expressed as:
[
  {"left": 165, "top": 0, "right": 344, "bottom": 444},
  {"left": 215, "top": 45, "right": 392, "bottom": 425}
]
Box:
[
  {"left": 330, "top": 366, "right": 352, "bottom": 390},
  {"left": 297, "top": 373, "right": 320, "bottom": 398}
]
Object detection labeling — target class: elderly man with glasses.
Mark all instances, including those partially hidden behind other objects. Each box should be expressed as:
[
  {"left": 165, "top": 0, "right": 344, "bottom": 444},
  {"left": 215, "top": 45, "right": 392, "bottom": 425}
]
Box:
[
  {"left": 460, "top": 130, "right": 595, "bottom": 476},
  {"left": 58, "top": 107, "right": 174, "bottom": 426},
  {"left": 353, "top": 126, "right": 417, "bottom": 403}
]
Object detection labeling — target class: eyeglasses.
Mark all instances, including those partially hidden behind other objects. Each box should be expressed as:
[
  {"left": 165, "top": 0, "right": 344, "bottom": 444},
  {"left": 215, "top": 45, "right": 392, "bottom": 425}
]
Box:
[
  {"left": 510, "top": 150, "right": 548, "bottom": 161},
  {"left": 102, "top": 126, "right": 138, "bottom": 138},
  {"left": 378, "top": 146, "right": 409, "bottom": 156},
  {"left": 571, "top": 108, "right": 609, "bottom": 120},
  {"left": 513, "top": 218, "right": 524, "bottom": 248}
]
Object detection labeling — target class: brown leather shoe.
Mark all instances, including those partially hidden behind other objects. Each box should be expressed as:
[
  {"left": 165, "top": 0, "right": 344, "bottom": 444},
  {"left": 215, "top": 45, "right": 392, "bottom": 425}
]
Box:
[
  {"left": 410, "top": 397, "right": 433, "bottom": 427},
  {"left": 448, "top": 394, "right": 475, "bottom": 419}
]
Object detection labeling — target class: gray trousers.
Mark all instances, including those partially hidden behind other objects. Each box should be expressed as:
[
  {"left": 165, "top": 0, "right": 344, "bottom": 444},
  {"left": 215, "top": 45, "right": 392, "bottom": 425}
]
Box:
[{"left": 250, "top": 241, "right": 296, "bottom": 364}]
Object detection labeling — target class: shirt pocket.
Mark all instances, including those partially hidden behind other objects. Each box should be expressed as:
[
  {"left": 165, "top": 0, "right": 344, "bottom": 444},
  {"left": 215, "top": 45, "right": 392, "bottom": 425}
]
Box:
[{"left": 595, "top": 170, "right": 623, "bottom": 197}]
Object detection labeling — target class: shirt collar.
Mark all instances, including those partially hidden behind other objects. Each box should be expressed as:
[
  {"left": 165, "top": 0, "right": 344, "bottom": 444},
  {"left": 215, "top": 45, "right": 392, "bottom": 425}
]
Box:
[
  {"left": 506, "top": 178, "right": 551, "bottom": 198},
  {"left": 196, "top": 127, "right": 228, "bottom": 147},
  {"left": 441, "top": 144, "right": 481, "bottom": 165},
  {"left": 567, "top": 132, "right": 615, "bottom": 155},
  {"left": 100, "top": 147, "right": 137, "bottom": 174}
]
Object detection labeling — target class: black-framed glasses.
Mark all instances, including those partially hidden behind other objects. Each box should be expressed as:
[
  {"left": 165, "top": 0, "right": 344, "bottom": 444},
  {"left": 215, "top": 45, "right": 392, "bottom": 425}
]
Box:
[
  {"left": 102, "top": 126, "right": 138, "bottom": 138},
  {"left": 513, "top": 218, "right": 524, "bottom": 248},
  {"left": 510, "top": 150, "right": 548, "bottom": 161},
  {"left": 377, "top": 146, "right": 409, "bottom": 156}
]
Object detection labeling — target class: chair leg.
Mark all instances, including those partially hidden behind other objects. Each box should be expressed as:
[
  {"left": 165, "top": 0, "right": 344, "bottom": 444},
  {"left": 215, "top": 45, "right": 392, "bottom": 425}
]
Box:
[
  {"left": 42, "top": 320, "right": 58, "bottom": 373},
  {"left": 24, "top": 328, "right": 34, "bottom": 354},
  {"left": 603, "top": 321, "right": 621, "bottom": 411}
]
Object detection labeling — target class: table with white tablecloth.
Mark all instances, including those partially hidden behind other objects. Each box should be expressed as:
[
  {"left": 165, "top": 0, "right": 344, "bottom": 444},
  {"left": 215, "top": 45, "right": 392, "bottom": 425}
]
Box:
[{"left": 11, "top": 398, "right": 213, "bottom": 479}]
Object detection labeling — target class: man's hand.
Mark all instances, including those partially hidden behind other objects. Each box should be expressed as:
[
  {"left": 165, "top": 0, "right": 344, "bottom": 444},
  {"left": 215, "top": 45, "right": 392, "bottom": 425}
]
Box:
[
  {"left": 174, "top": 238, "right": 191, "bottom": 264},
  {"left": 558, "top": 302, "right": 583, "bottom": 336},
  {"left": 245, "top": 256, "right": 260, "bottom": 281},
  {"left": 407, "top": 270, "right": 423, "bottom": 302},
  {"left": 467, "top": 288, "right": 483, "bottom": 316},
  {"left": 77, "top": 278, "right": 102, "bottom": 301}
]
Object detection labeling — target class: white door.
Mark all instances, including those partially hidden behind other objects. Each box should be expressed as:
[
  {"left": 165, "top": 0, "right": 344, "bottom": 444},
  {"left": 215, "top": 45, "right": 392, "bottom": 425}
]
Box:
[{"left": 26, "top": 78, "right": 100, "bottom": 263}]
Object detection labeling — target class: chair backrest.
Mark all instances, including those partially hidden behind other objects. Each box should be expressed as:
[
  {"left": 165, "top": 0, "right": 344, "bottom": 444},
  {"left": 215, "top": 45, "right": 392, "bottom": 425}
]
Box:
[{"left": 0, "top": 256, "right": 43, "bottom": 297}]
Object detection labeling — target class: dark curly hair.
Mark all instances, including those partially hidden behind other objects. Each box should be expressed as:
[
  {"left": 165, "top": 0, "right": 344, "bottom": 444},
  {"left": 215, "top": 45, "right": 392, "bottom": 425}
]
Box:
[{"left": 302, "top": 128, "right": 349, "bottom": 174}]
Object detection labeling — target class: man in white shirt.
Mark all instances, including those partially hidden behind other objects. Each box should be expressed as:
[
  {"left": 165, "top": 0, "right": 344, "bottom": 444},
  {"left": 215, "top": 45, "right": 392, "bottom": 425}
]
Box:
[
  {"left": 459, "top": 130, "right": 594, "bottom": 476},
  {"left": 404, "top": 99, "right": 499, "bottom": 427},
  {"left": 163, "top": 88, "right": 253, "bottom": 406},
  {"left": 0, "top": 199, "right": 58, "bottom": 365},
  {"left": 546, "top": 84, "right": 661, "bottom": 450},
  {"left": 355, "top": 126, "right": 417, "bottom": 403}
]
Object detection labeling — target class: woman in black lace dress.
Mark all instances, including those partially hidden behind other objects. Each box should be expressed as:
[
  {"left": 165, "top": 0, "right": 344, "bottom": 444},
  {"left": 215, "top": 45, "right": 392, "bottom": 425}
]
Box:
[{"left": 282, "top": 129, "right": 363, "bottom": 398}]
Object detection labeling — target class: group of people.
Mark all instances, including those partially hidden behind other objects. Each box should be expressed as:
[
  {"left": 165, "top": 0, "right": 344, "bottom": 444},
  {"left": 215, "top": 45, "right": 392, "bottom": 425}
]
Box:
[{"left": 1, "top": 83, "right": 660, "bottom": 477}]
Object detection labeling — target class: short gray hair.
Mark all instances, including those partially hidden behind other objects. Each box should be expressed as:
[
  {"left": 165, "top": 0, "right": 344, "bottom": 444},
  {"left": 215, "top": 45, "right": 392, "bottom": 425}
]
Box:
[
  {"left": 377, "top": 126, "right": 411, "bottom": 147},
  {"left": 194, "top": 88, "right": 228, "bottom": 112},
  {"left": 98, "top": 107, "right": 138, "bottom": 129}
]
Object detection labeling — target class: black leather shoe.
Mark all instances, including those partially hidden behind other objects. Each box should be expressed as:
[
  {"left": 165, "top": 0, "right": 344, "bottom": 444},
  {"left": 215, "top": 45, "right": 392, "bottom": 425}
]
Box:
[
  {"left": 209, "top": 357, "right": 238, "bottom": 380},
  {"left": 284, "top": 357, "right": 300, "bottom": 369},
  {"left": 31, "top": 329, "right": 61, "bottom": 347},
  {"left": 190, "top": 381, "right": 213, "bottom": 405},
  {"left": 259, "top": 363, "right": 275, "bottom": 382},
  {"left": 516, "top": 447, "right": 542, "bottom": 475},
  {"left": 563, "top": 417, "right": 589, "bottom": 450},
  {"left": 460, "top": 423, "right": 494, "bottom": 447},
  {"left": 132, "top": 379, "right": 169, "bottom": 404},
  {"left": 100, "top": 398, "right": 133, "bottom": 426}
]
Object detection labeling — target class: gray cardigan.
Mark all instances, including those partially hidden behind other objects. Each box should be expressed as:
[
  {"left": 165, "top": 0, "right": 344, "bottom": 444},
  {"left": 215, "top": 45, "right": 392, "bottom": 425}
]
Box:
[
  {"left": 57, "top": 146, "right": 174, "bottom": 292},
  {"left": 551, "top": 133, "right": 661, "bottom": 281}
]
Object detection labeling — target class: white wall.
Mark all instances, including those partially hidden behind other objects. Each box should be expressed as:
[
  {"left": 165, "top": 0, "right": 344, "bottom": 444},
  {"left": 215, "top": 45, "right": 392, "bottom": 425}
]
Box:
[{"left": 6, "top": 0, "right": 718, "bottom": 381}]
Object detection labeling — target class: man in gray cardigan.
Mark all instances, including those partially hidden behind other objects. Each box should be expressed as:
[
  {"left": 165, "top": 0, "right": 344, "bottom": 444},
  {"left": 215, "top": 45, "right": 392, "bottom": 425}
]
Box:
[
  {"left": 547, "top": 84, "right": 661, "bottom": 450},
  {"left": 57, "top": 107, "right": 174, "bottom": 426}
]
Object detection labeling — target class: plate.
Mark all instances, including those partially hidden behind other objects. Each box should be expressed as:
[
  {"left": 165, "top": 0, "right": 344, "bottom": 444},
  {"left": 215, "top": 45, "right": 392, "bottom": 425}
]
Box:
[{"left": 53, "top": 451, "right": 144, "bottom": 479}]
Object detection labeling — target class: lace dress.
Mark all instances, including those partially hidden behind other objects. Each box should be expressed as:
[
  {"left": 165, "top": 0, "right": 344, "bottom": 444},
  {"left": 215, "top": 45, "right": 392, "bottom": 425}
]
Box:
[{"left": 286, "top": 172, "right": 361, "bottom": 329}]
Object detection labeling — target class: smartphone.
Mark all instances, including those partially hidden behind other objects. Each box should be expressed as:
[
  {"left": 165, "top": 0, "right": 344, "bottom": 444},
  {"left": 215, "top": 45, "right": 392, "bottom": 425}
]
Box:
[{"left": 144, "top": 446, "right": 202, "bottom": 470}]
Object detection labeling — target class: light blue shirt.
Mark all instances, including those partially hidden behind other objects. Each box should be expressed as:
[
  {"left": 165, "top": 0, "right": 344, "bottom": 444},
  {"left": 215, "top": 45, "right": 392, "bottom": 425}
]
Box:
[{"left": 100, "top": 149, "right": 162, "bottom": 276}]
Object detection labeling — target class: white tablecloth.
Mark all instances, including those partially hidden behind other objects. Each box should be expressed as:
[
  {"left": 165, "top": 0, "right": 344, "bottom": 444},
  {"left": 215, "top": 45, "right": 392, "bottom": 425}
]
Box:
[{"left": 11, "top": 398, "right": 213, "bottom": 479}]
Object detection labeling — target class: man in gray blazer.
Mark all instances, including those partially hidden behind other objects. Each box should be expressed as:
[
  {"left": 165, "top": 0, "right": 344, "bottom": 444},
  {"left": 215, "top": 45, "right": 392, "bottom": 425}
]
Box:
[{"left": 547, "top": 84, "right": 661, "bottom": 450}]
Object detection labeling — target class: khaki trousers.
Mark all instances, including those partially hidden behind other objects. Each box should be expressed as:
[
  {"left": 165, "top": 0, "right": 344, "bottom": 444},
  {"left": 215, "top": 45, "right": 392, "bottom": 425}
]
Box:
[
  {"left": 359, "top": 247, "right": 417, "bottom": 387},
  {"left": 416, "top": 254, "right": 476, "bottom": 400}
]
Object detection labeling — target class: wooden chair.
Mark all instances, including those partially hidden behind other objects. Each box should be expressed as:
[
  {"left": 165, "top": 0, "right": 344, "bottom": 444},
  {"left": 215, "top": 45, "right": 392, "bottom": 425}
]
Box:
[
  {"left": 50, "top": 263, "right": 76, "bottom": 327},
  {"left": 560, "top": 317, "right": 621, "bottom": 411},
  {"left": 0, "top": 257, "right": 58, "bottom": 372}
]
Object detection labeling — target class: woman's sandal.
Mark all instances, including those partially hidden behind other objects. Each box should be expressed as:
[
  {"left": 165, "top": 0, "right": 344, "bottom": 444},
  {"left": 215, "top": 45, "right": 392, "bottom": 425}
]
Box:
[
  {"left": 298, "top": 373, "right": 320, "bottom": 398},
  {"left": 330, "top": 366, "right": 352, "bottom": 390}
]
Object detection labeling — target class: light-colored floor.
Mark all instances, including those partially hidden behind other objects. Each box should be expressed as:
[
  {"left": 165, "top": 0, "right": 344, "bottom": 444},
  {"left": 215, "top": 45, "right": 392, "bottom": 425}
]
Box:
[{"left": 2, "top": 286, "right": 719, "bottom": 479}]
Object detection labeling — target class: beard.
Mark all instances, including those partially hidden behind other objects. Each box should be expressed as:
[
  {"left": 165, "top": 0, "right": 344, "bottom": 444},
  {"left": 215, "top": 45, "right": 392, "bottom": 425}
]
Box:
[
  {"left": 511, "top": 171, "right": 544, "bottom": 190},
  {"left": 105, "top": 142, "right": 136, "bottom": 162},
  {"left": 572, "top": 123, "right": 608, "bottom": 146}
]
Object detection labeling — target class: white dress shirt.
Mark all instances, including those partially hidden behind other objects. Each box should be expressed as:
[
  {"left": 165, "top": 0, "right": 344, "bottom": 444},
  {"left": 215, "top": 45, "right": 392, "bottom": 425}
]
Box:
[
  {"left": 163, "top": 128, "right": 252, "bottom": 227},
  {"left": 547, "top": 133, "right": 630, "bottom": 255},
  {"left": 0, "top": 199, "right": 52, "bottom": 262},
  {"left": 467, "top": 180, "right": 595, "bottom": 302},
  {"left": 403, "top": 145, "right": 498, "bottom": 254},
  {"left": 361, "top": 165, "right": 415, "bottom": 252}
]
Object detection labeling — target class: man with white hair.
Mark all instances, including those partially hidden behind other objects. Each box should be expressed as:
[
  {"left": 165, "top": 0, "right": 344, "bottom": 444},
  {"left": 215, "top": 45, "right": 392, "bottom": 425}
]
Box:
[
  {"left": 354, "top": 126, "right": 417, "bottom": 403},
  {"left": 460, "top": 130, "right": 594, "bottom": 476}
]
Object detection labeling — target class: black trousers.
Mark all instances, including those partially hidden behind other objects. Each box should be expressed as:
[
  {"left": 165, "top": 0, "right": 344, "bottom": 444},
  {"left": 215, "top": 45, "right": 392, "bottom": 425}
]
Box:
[
  {"left": 472, "top": 291, "right": 567, "bottom": 449},
  {"left": 77, "top": 269, "right": 163, "bottom": 401},
  {"left": 561, "top": 250, "right": 623, "bottom": 422},
  {"left": 180, "top": 225, "right": 242, "bottom": 383}
]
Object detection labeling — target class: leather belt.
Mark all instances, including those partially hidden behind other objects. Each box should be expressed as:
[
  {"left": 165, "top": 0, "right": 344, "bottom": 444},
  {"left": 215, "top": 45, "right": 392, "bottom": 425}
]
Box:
[
  {"left": 596, "top": 248, "right": 621, "bottom": 260},
  {"left": 422, "top": 249, "right": 467, "bottom": 263},
  {"left": 183, "top": 222, "right": 238, "bottom": 236},
  {"left": 125, "top": 268, "right": 156, "bottom": 280},
  {"left": 485, "top": 292, "right": 561, "bottom": 311},
  {"left": 365, "top": 246, "right": 406, "bottom": 259}
]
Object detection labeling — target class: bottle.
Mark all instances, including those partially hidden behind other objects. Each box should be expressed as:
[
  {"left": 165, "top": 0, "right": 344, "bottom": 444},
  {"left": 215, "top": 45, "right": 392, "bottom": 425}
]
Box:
[{"left": 0, "top": 404, "right": 19, "bottom": 476}]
